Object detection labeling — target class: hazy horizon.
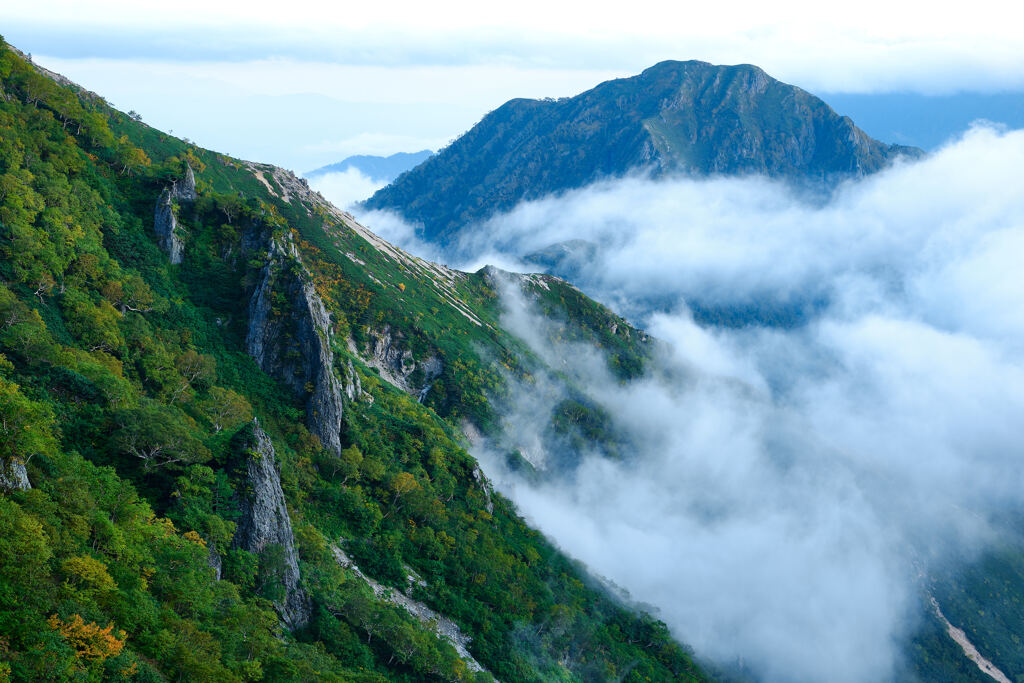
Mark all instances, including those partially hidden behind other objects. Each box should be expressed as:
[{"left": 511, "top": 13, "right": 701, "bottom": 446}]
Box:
[{"left": 5, "top": 0, "right": 1024, "bottom": 171}]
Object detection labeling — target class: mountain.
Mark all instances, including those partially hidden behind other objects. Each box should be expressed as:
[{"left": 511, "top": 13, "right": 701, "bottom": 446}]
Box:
[
  {"left": 0, "top": 39, "right": 707, "bottom": 682},
  {"left": 363, "top": 60, "right": 923, "bottom": 245},
  {"left": 2, "top": 38, "right": 1016, "bottom": 683},
  {"left": 306, "top": 150, "right": 433, "bottom": 181}
]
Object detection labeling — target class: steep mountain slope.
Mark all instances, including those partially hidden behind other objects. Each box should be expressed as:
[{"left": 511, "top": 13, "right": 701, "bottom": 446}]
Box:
[
  {"left": 364, "top": 60, "right": 922, "bottom": 244},
  {"left": 306, "top": 150, "right": 433, "bottom": 182},
  {"left": 0, "top": 40, "right": 704, "bottom": 682}
]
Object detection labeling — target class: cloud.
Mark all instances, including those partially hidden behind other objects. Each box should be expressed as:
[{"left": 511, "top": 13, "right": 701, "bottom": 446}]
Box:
[
  {"left": 306, "top": 168, "right": 391, "bottom": 212},
  {"left": 458, "top": 126, "right": 1024, "bottom": 681},
  {"left": 452, "top": 126, "right": 1024, "bottom": 323},
  {"left": 9, "top": 1, "right": 1024, "bottom": 94}
]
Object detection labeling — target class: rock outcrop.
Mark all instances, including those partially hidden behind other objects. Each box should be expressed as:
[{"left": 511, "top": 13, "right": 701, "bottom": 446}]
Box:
[
  {"left": 246, "top": 237, "right": 344, "bottom": 456},
  {"left": 331, "top": 545, "right": 492, "bottom": 677},
  {"left": 173, "top": 164, "right": 197, "bottom": 202},
  {"left": 232, "top": 420, "right": 310, "bottom": 629},
  {"left": 362, "top": 326, "right": 443, "bottom": 398},
  {"left": 471, "top": 465, "right": 493, "bottom": 515},
  {"left": 342, "top": 359, "right": 364, "bottom": 402},
  {"left": 153, "top": 165, "right": 196, "bottom": 264},
  {"left": 0, "top": 458, "right": 30, "bottom": 491},
  {"left": 207, "top": 545, "right": 223, "bottom": 581}
]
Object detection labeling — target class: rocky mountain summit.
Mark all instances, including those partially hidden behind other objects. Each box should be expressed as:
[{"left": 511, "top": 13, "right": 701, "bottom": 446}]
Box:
[{"left": 364, "top": 60, "right": 922, "bottom": 244}]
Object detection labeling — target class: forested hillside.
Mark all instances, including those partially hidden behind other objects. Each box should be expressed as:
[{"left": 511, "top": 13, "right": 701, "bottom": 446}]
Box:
[{"left": 0, "top": 38, "right": 706, "bottom": 682}]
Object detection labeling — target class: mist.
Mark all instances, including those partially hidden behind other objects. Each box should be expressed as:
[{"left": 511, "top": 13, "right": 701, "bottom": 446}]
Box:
[
  {"left": 307, "top": 167, "right": 389, "bottom": 213},
  {"left": 361, "top": 125, "right": 1024, "bottom": 681}
]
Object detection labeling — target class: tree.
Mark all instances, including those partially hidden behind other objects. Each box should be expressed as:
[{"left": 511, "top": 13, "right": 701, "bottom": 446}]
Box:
[
  {"left": 0, "top": 303, "right": 58, "bottom": 365},
  {"left": 62, "top": 289, "right": 124, "bottom": 352},
  {"left": 0, "top": 498, "right": 53, "bottom": 604},
  {"left": 0, "top": 376, "right": 59, "bottom": 465},
  {"left": 60, "top": 555, "right": 117, "bottom": 598},
  {"left": 200, "top": 387, "right": 252, "bottom": 433},
  {"left": 171, "top": 350, "right": 216, "bottom": 403},
  {"left": 338, "top": 445, "right": 363, "bottom": 486},
  {"left": 382, "top": 472, "right": 419, "bottom": 519},
  {"left": 217, "top": 193, "right": 244, "bottom": 225},
  {"left": 116, "top": 136, "right": 150, "bottom": 176},
  {"left": 114, "top": 401, "right": 211, "bottom": 471},
  {"left": 102, "top": 273, "right": 157, "bottom": 314},
  {"left": 48, "top": 614, "right": 126, "bottom": 663}
]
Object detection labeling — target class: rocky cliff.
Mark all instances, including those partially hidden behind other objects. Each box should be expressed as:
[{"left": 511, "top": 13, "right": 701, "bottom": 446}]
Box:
[
  {"left": 246, "top": 236, "right": 345, "bottom": 456},
  {"left": 364, "top": 60, "right": 923, "bottom": 245},
  {"left": 232, "top": 420, "right": 310, "bottom": 629},
  {"left": 0, "top": 458, "right": 30, "bottom": 491},
  {"left": 360, "top": 326, "right": 443, "bottom": 399},
  {"left": 152, "top": 164, "right": 196, "bottom": 263}
]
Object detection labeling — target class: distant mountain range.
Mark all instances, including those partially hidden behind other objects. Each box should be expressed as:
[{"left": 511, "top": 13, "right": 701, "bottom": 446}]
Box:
[
  {"left": 363, "top": 60, "right": 922, "bottom": 245},
  {"left": 305, "top": 150, "right": 432, "bottom": 181}
]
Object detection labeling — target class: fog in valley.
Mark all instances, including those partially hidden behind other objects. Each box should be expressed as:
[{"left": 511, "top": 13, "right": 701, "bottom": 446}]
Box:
[{"left": 356, "top": 126, "right": 1024, "bottom": 682}]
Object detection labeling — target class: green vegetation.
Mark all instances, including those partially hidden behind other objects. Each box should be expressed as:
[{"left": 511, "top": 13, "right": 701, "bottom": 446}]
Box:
[
  {"left": 929, "top": 547, "right": 1024, "bottom": 680},
  {"left": 0, "top": 38, "right": 707, "bottom": 682}
]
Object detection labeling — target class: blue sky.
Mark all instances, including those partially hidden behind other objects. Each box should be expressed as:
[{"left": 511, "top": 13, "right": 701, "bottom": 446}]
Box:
[{"left": 4, "top": 0, "right": 1023, "bottom": 171}]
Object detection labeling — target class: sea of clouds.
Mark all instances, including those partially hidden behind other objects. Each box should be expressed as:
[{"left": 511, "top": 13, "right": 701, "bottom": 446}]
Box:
[{"left": 359, "top": 125, "right": 1024, "bottom": 682}]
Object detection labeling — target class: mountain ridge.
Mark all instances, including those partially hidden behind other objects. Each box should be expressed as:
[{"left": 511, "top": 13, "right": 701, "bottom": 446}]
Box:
[
  {"left": 364, "top": 59, "right": 923, "bottom": 245},
  {"left": 306, "top": 150, "right": 433, "bottom": 182}
]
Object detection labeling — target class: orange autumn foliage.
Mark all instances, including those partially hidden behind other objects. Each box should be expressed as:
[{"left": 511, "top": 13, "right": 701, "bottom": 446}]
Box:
[{"left": 47, "top": 614, "right": 127, "bottom": 662}]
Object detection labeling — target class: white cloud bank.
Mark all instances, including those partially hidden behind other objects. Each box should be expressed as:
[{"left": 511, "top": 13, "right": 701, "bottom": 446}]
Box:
[
  {"left": 307, "top": 168, "right": 389, "bottom": 213},
  {"left": 11, "top": 0, "right": 1024, "bottom": 93},
  {"left": 419, "top": 126, "right": 1024, "bottom": 682}
]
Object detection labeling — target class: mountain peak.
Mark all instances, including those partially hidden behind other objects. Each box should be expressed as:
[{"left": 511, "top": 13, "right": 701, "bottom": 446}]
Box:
[{"left": 364, "top": 60, "right": 922, "bottom": 244}]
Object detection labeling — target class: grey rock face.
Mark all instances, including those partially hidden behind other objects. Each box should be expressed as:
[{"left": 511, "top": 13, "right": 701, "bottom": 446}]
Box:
[
  {"left": 153, "top": 190, "right": 184, "bottom": 264},
  {"left": 172, "top": 164, "right": 197, "bottom": 202},
  {"left": 343, "top": 359, "right": 363, "bottom": 402},
  {"left": 471, "top": 465, "right": 493, "bottom": 515},
  {"left": 247, "top": 238, "right": 344, "bottom": 456},
  {"left": 233, "top": 420, "right": 310, "bottom": 629},
  {"left": 363, "top": 326, "right": 442, "bottom": 397},
  {"left": 152, "top": 165, "right": 196, "bottom": 264},
  {"left": 366, "top": 325, "right": 414, "bottom": 382},
  {"left": 0, "top": 458, "right": 30, "bottom": 491},
  {"left": 207, "top": 543, "right": 223, "bottom": 581}
]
